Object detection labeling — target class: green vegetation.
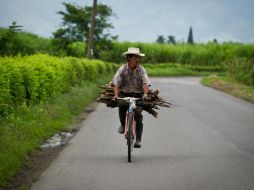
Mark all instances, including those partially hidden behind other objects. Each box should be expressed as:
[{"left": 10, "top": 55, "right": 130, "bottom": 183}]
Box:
[
  {"left": 53, "top": 2, "right": 117, "bottom": 58},
  {"left": 143, "top": 63, "right": 224, "bottom": 76},
  {"left": 0, "top": 76, "right": 113, "bottom": 187},
  {"left": 0, "top": 23, "right": 53, "bottom": 56},
  {"left": 2, "top": 25, "right": 253, "bottom": 68},
  {"left": 100, "top": 41, "right": 254, "bottom": 65},
  {"left": 0, "top": 54, "right": 116, "bottom": 187},
  {"left": 225, "top": 57, "right": 254, "bottom": 86},
  {"left": 101, "top": 42, "right": 254, "bottom": 90},
  {"left": 201, "top": 75, "right": 254, "bottom": 103},
  {"left": 0, "top": 54, "right": 116, "bottom": 117}
]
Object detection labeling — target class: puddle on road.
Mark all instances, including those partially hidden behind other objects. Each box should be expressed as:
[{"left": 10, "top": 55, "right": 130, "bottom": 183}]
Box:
[{"left": 40, "top": 132, "right": 73, "bottom": 149}]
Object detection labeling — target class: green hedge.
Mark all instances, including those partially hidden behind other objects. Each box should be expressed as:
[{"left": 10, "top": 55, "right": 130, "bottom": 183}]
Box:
[{"left": 0, "top": 54, "right": 117, "bottom": 117}]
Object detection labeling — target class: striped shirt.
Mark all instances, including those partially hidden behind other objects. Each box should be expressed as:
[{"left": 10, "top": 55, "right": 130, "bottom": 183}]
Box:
[{"left": 112, "top": 64, "right": 150, "bottom": 93}]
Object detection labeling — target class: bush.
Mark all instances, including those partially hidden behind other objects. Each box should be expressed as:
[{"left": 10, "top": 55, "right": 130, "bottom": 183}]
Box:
[
  {"left": 0, "top": 54, "right": 116, "bottom": 117},
  {"left": 226, "top": 58, "right": 254, "bottom": 86},
  {"left": 0, "top": 28, "right": 53, "bottom": 56},
  {"left": 67, "top": 42, "right": 86, "bottom": 58}
]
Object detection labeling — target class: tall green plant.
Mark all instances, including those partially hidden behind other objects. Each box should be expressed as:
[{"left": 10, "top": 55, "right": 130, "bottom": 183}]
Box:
[
  {"left": 226, "top": 58, "right": 254, "bottom": 86},
  {"left": 100, "top": 41, "right": 254, "bottom": 66}
]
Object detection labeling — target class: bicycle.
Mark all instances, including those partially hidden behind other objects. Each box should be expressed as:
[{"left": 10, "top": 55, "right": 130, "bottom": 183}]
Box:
[{"left": 117, "top": 97, "right": 142, "bottom": 162}]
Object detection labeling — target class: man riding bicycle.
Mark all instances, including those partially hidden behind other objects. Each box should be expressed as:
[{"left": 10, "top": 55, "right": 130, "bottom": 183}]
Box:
[{"left": 112, "top": 47, "right": 150, "bottom": 148}]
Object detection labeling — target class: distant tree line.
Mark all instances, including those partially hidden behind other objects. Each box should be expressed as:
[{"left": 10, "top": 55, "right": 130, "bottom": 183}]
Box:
[
  {"left": 156, "top": 35, "right": 176, "bottom": 44},
  {"left": 156, "top": 27, "right": 194, "bottom": 44}
]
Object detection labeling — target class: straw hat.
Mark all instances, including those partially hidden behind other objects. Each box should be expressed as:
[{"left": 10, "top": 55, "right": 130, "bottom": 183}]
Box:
[{"left": 122, "top": 47, "right": 145, "bottom": 57}]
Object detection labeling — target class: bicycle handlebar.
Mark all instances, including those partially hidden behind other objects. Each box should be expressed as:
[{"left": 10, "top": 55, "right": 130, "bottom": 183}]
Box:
[
  {"left": 117, "top": 97, "right": 140, "bottom": 102},
  {"left": 116, "top": 97, "right": 145, "bottom": 108}
]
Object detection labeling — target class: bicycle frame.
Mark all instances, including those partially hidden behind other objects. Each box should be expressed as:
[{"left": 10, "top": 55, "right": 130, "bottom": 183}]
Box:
[
  {"left": 117, "top": 97, "right": 140, "bottom": 162},
  {"left": 118, "top": 97, "right": 139, "bottom": 134}
]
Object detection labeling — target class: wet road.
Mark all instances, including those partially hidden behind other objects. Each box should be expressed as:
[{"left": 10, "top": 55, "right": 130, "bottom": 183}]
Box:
[{"left": 31, "top": 77, "right": 254, "bottom": 190}]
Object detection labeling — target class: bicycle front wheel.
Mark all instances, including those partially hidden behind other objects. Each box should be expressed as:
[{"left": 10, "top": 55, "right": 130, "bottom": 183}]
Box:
[{"left": 127, "top": 112, "right": 133, "bottom": 162}]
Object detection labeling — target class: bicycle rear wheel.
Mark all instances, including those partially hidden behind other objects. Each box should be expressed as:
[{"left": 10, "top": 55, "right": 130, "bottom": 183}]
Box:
[{"left": 127, "top": 112, "right": 133, "bottom": 162}]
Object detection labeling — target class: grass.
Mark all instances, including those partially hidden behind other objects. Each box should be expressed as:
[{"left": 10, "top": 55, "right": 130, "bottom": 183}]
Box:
[
  {"left": 201, "top": 75, "right": 254, "bottom": 103},
  {"left": 0, "top": 74, "right": 113, "bottom": 187},
  {"left": 146, "top": 63, "right": 254, "bottom": 104},
  {"left": 143, "top": 63, "right": 223, "bottom": 77}
]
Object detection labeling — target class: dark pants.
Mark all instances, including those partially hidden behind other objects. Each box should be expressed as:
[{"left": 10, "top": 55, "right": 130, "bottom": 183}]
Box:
[{"left": 118, "top": 92, "right": 143, "bottom": 141}]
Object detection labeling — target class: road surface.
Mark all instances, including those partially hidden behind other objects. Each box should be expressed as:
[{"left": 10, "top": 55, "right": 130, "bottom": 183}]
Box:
[{"left": 31, "top": 77, "right": 254, "bottom": 190}]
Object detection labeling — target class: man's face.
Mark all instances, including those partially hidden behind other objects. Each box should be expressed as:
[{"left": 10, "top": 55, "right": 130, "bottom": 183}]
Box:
[{"left": 128, "top": 55, "right": 140, "bottom": 69}]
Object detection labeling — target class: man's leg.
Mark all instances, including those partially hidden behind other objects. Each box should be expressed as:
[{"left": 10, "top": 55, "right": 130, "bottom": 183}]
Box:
[
  {"left": 118, "top": 105, "right": 128, "bottom": 133},
  {"left": 134, "top": 108, "right": 143, "bottom": 148}
]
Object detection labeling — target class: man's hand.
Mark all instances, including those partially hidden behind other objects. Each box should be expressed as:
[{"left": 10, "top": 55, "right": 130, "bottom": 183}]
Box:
[
  {"left": 112, "top": 95, "right": 118, "bottom": 101},
  {"left": 142, "top": 94, "right": 150, "bottom": 101}
]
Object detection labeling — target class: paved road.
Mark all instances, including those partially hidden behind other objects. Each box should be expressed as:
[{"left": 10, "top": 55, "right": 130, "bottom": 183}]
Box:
[{"left": 31, "top": 77, "right": 254, "bottom": 190}]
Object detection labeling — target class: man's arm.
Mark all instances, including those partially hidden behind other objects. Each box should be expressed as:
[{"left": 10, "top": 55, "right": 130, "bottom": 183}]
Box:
[
  {"left": 113, "top": 85, "right": 120, "bottom": 99},
  {"left": 141, "top": 66, "right": 150, "bottom": 97},
  {"left": 143, "top": 83, "right": 149, "bottom": 95},
  {"left": 112, "top": 65, "right": 125, "bottom": 99},
  {"left": 142, "top": 83, "right": 150, "bottom": 100}
]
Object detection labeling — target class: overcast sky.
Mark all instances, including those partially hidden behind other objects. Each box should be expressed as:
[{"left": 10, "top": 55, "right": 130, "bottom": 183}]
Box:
[{"left": 1, "top": 0, "right": 254, "bottom": 43}]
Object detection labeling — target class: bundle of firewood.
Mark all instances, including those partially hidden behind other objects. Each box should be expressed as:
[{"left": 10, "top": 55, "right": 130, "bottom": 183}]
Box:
[{"left": 97, "top": 84, "right": 172, "bottom": 118}]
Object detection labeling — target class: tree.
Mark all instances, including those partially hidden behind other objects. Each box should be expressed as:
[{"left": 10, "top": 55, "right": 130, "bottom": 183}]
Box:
[
  {"left": 8, "top": 21, "right": 22, "bottom": 33},
  {"left": 167, "top": 35, "right": 176, "bottom": 44},
  {"left": 0, "top": 21, "right": 23, "bottom": 55},
  {"left": 53, "top": 2, "right": 117, "bottom": 57},
  {"left": 187, "top": 27, "right": 194, "bottom": 44},
  {"left": 156, "top": 35, "right": 165, "bottom": 44},
  {"left": 213, "top": 38, "right": 218, "bottom": 43},
  {"left": 87, "top": 0, "right": 97, "bottom": 59}
]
